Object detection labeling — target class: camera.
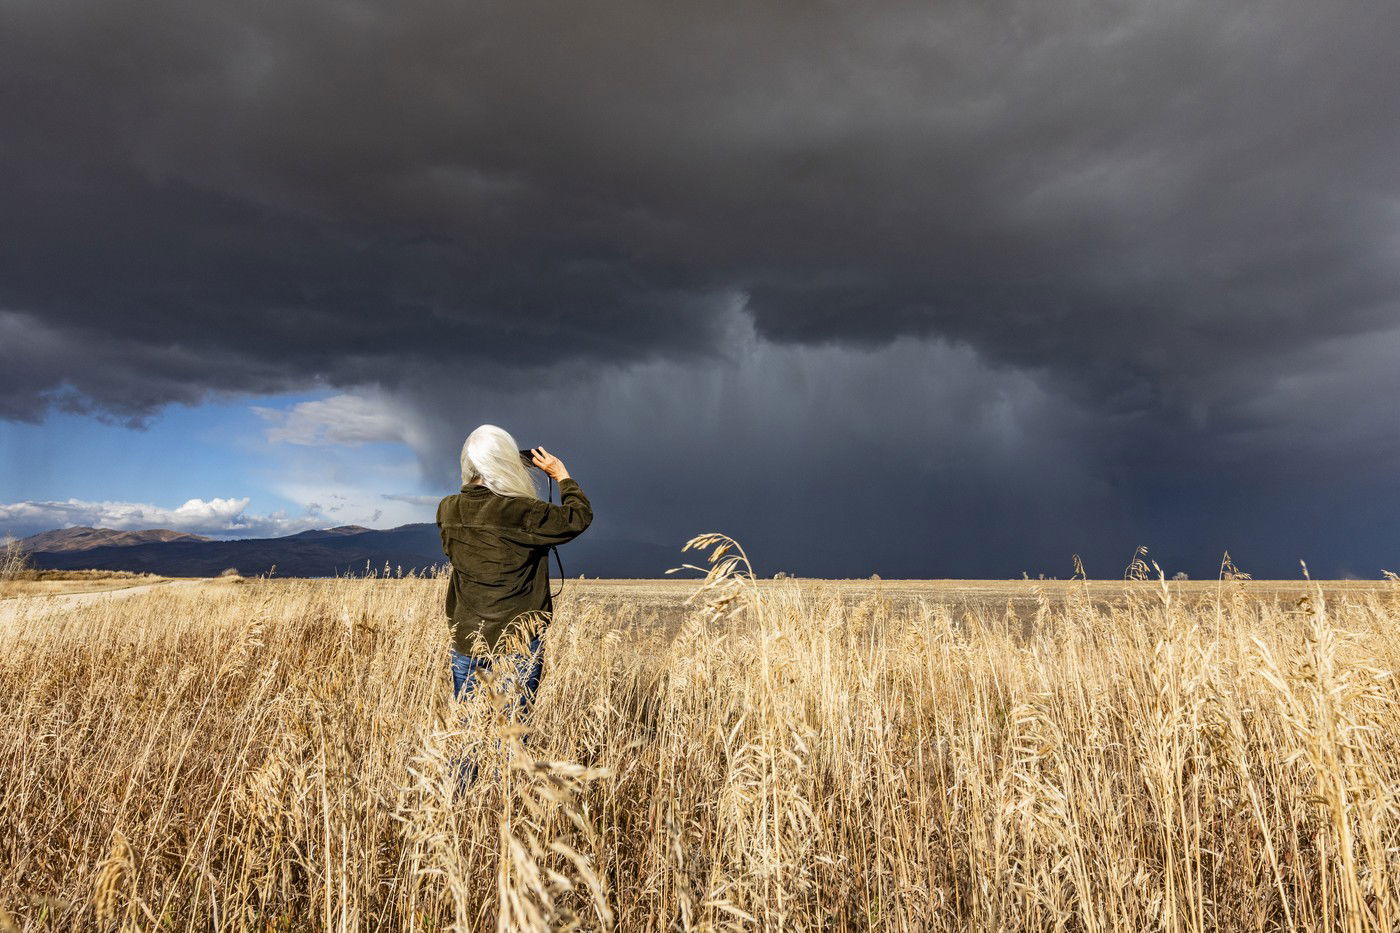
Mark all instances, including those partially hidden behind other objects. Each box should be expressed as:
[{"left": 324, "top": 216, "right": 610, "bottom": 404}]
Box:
[{"left": 519, "top": 448, "right": 538, "bottom": 469}]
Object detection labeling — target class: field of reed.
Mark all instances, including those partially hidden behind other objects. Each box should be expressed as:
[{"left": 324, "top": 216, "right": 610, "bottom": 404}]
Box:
[{"left": 2, "top": 536, "right": 1398, "bottom": 932}]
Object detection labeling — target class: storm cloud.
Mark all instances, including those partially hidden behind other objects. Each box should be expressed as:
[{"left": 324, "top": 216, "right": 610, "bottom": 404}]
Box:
[{"left": 3, "top": 0, "right": 1398, "bottom": 575}]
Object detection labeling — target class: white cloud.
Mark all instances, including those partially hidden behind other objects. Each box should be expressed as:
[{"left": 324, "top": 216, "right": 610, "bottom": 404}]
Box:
[
  {"left": 0, "top": 497, "right": 327, "bottom": 539},
  {"left": 247, "top": 394, "right": 442, "bottom": 529},
  {"left": 382, "top": 493, "right": 441, "bottom": 506},
  {"left": 253, "top": 392, "right": 426, "bottom": 448}
]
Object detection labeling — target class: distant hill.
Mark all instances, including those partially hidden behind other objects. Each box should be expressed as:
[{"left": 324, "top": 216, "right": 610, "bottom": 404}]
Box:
[
  {"left": 18, "top": 526, "right": 211, "bottom": 552},
  {"left": 24, "top": 524, "right": 682, "bottom": 578},
  {"left": 279, "top": 526, "right": 372, "bottom": 540}
]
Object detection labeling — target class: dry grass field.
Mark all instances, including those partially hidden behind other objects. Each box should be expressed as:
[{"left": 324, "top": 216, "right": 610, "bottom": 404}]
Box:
[{"left": 2, "top": 537, "right": 1399, "bottom": 931}]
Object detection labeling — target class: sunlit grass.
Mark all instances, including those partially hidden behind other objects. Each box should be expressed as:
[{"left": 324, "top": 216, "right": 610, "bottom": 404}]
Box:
[{"left": 1, "top": 539, "right": 1398, "bottom": 931}]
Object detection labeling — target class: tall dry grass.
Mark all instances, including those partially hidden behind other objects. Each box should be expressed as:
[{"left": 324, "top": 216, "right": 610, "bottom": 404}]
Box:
[
  {"left": 1, "top": 538, "right": 1398, "bottom": 931},
  {"left": 0, "top": 538, "right": 30, "bottom": 596}
]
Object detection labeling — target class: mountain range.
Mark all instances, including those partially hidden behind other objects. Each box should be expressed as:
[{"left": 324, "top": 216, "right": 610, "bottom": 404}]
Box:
[
  {"left": 18, "top": 526, "right": 212, "bottom": 552},
  {"left": 19, "top": 525, "right": 680, "bottom": 578}
]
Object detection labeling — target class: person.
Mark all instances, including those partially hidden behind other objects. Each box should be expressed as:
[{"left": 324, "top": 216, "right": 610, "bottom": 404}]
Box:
[{"left": 435, "top": 424, "right": 592, "bottom": 782}]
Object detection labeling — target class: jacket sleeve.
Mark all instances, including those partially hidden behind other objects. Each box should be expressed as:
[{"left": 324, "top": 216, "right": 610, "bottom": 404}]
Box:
[
  {"left": 505, "top": 478, "right": 593, "bottom": 547},
  {"left": 436, "top": 496, "right": 452, "bottom": 557}
]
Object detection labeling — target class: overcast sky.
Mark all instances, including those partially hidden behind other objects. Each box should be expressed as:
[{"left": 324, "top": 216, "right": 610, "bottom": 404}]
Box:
[{"left": 2, "top": 0, "right": 1398, "bottom": 577}]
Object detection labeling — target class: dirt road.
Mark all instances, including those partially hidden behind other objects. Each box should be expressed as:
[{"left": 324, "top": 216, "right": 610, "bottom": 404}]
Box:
[{"left": 0, "top": 578, "right": 209, "bottom": 624}]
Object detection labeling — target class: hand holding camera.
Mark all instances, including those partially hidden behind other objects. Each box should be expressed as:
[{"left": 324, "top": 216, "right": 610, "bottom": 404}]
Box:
[{"left": 520, "top": 447, "right": 570, "bottom": 482}]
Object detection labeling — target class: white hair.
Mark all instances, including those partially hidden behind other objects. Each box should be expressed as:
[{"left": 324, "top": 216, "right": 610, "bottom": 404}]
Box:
[{"left": 460, "top": 424, "right": 541, "bottom": 499}]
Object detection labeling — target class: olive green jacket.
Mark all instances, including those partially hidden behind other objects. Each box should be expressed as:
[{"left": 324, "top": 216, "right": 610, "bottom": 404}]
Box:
[{"left": 436, "top": 477, "right": 592, "bottom": 656}]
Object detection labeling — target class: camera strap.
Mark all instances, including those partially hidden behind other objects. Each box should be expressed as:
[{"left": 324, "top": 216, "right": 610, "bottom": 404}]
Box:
[{"left": 546, "top": 475, "right": 565, "bottom": 599}]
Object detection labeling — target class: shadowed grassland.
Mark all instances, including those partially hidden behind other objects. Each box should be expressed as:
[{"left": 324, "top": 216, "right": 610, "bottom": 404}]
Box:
[{"left": 1, "top": 543, "right": 1398, "bottom": 931}]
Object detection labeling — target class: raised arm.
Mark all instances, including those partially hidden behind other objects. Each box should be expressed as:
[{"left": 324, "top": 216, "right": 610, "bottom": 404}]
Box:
[
  {"left": 511, "top": 478, "right": 592, "bottom": 547},
  {"left": 511, "top": 448, "right": 593, "bottom": 547}
]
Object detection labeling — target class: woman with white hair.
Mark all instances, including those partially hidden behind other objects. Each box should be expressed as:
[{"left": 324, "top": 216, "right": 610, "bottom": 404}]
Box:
[{"left": 436, "top": 424, "right": 593, "bottom": 737}]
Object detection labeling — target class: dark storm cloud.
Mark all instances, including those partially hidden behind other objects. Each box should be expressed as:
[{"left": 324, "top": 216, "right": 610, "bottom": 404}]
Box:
[
  {"left": 403, "top": 322, "right": 1128, "bottom": 578},
  {"left": 3, "top": 0, "right": 1398, "bottom": 574}
]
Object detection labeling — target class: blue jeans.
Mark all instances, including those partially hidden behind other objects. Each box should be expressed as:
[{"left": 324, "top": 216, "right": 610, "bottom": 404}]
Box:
[
  {"left": 450, "top": 636, "right": 545, "bottom": 710},
  {"left": 449, "top": 636, "right": 544, "bottom": 787}
]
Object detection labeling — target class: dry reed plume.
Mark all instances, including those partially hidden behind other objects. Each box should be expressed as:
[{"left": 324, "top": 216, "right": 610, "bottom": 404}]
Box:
[
  {"left": 0, "top": 539, "right": 30, "bottom": 596},
  {"left": 1, "top": 537, "right": 1398, "bottom": 931}
]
